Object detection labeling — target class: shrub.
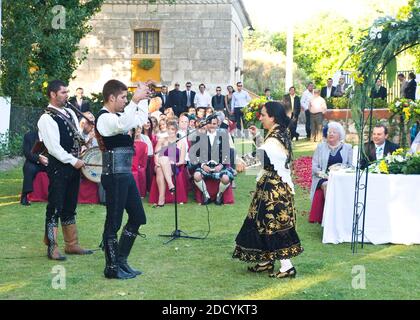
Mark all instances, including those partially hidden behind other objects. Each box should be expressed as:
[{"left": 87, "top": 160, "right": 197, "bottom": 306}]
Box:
[{"left": 138, "top": 59, "right": 155, "bottom": 71}]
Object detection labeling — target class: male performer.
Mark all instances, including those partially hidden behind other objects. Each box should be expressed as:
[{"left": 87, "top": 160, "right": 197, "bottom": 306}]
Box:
[
  {"left": 38, "top": 80, "right": 93, "bottom": 261},
  {"left": 95, "top": 80, "right": 150, "bottom": 279}
]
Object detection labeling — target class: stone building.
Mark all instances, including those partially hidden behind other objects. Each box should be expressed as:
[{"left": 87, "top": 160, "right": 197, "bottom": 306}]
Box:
[{"left": 70, "top": 0, "right": 252, "bottom": 95}]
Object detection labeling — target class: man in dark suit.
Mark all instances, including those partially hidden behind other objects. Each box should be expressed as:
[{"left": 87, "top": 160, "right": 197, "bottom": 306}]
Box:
[
  {"left": 20, "top": 130, "right": 48, "bottom": 205},
  {"left": 362, "top": 124, "right": 399, "bottom": 168},
  {"left": 321, "top": 78, "right": 336, "bottom": 99},
  {"left": 182, "top": 81, "right": 196, "bottom": 113},
  {"left": 156, "top": 85, "right": 170, "bottom": 113},
  {"left": 168, "top": 82, "right": 184, "bottom": 117},
  {"left": 283, "top": 86, "right": 301, "bottom": 141},
  {"left": 69, "top": 88, "right": 90, "bottom": 119},
  {"left": 370, "top": 79, "right": 387, "bottom": 100},
  {"left": 405, "top": 72, "right": 417, "bottom": 100}
]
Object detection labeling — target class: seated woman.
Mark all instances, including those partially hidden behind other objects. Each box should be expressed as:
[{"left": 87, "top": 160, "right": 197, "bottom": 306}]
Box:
[
  {"left": 157, "top": 118, "right": 168, "bottom": 139},
  {"left": 153, "top": 120, "right": 186, "bottom": 207},
  {"left": 142, "top": 118, "right": 157, "bottom": 191},
  {"left": 310, "top": 121, "right": 353, "bottom": 202}
]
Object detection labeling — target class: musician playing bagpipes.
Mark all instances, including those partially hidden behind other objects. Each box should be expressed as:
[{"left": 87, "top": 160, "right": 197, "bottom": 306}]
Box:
[
  {"left": 95, "top": 80, "right": 150, "bottom": 280},
  {"left": 37, "top": 80, "right": 93, "bottom": 261}
]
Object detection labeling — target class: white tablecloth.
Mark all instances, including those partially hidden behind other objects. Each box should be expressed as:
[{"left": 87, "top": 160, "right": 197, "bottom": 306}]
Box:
[{"left": 322, "top": 171, "right": 420, "bottom": 245}]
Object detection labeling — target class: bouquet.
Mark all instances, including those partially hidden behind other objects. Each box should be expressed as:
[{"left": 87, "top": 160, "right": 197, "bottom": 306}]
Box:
[
  {"left": 241, "top": 96, "right": 268, "bottom": 128},
  {"left": 369, "top": 148, "right": 420, "bottom": 175}
]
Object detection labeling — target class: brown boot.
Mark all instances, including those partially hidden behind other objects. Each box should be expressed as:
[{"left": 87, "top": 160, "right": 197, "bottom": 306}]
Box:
[
  {"left": 45, "top": 224, "right": 66, "bottom": 261},
  {"left": 62, "top": 224, "right": 93, "bottom": 255}
]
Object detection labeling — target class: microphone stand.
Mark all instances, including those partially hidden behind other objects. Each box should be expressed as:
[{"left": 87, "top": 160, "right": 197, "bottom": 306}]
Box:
[{"left": 158, "top": 116, "right": 216, "bottom": 244}]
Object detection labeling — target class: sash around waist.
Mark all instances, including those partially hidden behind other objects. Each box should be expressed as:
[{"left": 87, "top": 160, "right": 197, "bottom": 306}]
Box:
[{"left": 102, "top": 147, "right": 134, "bottom": 175}]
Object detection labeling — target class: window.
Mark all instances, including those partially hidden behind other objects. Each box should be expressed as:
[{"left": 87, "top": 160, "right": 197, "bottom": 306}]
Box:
[{"left": 134, "top": 30, "right": 160, "bottom": 54}]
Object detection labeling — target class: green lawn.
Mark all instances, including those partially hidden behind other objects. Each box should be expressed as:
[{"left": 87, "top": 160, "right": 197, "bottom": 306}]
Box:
[{"left": 0, "top": 140, "right": 419, "bottom": 300}]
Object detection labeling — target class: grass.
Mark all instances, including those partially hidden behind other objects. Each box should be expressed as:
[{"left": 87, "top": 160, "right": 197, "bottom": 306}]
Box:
[{"left": 0, "top": 140, "right": 419, "bottom": 300}]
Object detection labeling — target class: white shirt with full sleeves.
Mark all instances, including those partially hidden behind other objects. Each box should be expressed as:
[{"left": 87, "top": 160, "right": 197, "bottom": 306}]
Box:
[
  {"left": 37, "top": 104, "right": 82, "bottom": 167},
  {"left": 96, "top": 100, "right": 149, "bottom": 137}
]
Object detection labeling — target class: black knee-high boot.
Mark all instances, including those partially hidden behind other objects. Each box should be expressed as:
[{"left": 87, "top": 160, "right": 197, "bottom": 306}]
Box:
[
  {"left": 104, "top": 236, "right": 136, "bottom": 280},
  {"left": 118, "top": 226, "right": 142, "bottom": 276}
]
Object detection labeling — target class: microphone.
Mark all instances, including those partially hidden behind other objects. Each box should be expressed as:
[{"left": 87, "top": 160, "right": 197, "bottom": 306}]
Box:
[{"left": 198, "top": 113, "right": 218, "bottom": 127}]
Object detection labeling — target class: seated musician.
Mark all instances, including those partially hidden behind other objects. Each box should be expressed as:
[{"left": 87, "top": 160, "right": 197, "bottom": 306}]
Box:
[{"left": 191, "top": 117, "right": 234, "bottom": 205}]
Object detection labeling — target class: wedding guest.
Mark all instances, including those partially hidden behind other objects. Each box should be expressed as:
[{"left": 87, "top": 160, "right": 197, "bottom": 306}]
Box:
[
  {"left": 321, "top": 78, "right": 336, "bottom": 99},
  {"left": 370, "top": 79, "right": 387, "bottom": 100},
  {"left": 301, "top": 82, "right": 314, "bottom": 139},
  {"left": 310, "top": 122, "right": 352, "bottom": 201},
  {"left": 309, "top": 89, "right": 327, "bottom": 143},
  {"left": 212, "top": 86, "right": 226, "bottom": 112},
  {"left": 362, "top": 124, "right": 399, "bottom": 167},
  {"left": 405, "top": 72, "right": 417, "bottom": 100},
  {"left": 153, "top": 120, "right": 186, "bottom": 207},
  {"left": 398, "top": 73, "right": 408, "bottom": 98}
]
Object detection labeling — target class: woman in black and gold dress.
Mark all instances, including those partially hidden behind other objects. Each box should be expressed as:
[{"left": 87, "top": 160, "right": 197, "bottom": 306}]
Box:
[{"left": 233, "top": 101, "right": 303, "bottom": 278}]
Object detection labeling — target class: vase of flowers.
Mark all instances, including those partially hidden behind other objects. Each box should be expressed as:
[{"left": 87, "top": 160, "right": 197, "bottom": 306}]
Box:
[{"left": 241, "top": 96, "right": 268, "bottom": 128}]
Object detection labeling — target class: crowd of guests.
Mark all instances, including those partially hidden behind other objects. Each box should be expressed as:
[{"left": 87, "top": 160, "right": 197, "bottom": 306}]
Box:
[{"left": 20, "top": 83, "right": 241, "bottom": 207}]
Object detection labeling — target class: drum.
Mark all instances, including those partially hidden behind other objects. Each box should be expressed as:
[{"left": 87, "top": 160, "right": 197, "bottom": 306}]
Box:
[{"left": 81, "top": 147, "right": 102, "bottom": 183}]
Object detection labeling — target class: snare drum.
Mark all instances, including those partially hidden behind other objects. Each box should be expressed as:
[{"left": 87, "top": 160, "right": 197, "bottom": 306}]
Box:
[{"left": 81, "top": 147, "right": 102, "bottom": 183}]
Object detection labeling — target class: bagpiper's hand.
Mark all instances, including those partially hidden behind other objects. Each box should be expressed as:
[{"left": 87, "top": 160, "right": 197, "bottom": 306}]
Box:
[
  {"left": 74, "top": 160, "right": 85, "bottom": 170},
  {"left": 39, "top": 155, "right": 48, "bottom": 167},
  {"left": 132, "top": 82, "right": 151, "bottom": 104}
]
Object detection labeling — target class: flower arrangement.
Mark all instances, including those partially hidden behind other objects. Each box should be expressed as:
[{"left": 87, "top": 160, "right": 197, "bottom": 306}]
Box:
[
  {"left": 389, "top": 98, "right": 420, "bottom": 147},
  {"left": 389, "top": 98, "right": 420, "bottom": 123},
  {"left": 369, "top": 148, "right": 420, "bottom": 175},
  {"left": 241, "top": 96, "right": 268, "bottom": 128},
  {"left": 326, "top": 97, "right": 350, "bottom": 109}
]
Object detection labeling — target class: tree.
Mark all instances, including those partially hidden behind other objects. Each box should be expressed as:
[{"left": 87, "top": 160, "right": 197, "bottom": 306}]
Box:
[
  {"left": 1, "top": 0, "right": 105, "bottom": 106},
  {"left": 271, "top": 13, "right": 355, "bottom": 87}
]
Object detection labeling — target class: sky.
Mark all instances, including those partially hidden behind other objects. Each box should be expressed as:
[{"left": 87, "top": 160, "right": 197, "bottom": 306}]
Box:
[{"left": 242, "top": 0, "right": 408, "bottom": 32}]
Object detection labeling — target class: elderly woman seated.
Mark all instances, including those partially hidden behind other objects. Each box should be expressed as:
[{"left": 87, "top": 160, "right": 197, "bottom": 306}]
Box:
[{"left": 310, "top": 121, "right": 353, "bottom": 202}]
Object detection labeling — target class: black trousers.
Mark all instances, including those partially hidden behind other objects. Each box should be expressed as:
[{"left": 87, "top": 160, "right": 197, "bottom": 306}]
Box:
[
  {"left": 305, "top": 110, "right": 311, "bottom": 138},
  {"left": 234, "top": 108, "right": 244, "bottom": 130},
  {"left": 101, "top": 173, "right": 147, "bottom": 240},
  {"left": 21, "top": 161, "right": 46, "bottom": 194},
  {"left": 289, "top": 117, "right": 299, "bottom": 138},
  {"left": 46, "top": 158, "right": 80, "bottom": 226}
]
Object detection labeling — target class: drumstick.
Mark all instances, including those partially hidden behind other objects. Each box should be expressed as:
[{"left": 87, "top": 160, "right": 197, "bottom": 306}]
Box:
[{"left": 84, "top": 163, "right": 103, "bottom": 167}]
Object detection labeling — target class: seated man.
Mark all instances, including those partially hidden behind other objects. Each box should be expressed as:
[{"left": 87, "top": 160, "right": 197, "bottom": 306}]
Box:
[
  {"left": 361, "top": 124, "right": 399, "bottom": 168},
  {"left": 21, "top": 130, "right": 49, "bottom": 205},
  {"left": 190, "top": 117, "right": 234, "bottom": 205}
]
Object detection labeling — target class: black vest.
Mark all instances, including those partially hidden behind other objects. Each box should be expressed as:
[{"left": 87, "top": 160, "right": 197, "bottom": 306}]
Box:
[
  {"left": 96, "top": 109, "right": 134, "bottom": 150},
  {"left": 46, "top": 109, "right": 77, "bottom": 155}
]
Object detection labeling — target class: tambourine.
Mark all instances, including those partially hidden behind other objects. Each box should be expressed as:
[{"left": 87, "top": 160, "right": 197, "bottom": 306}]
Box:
[{"left": 80, "top": 147, "right": 102, "bottom": 183}]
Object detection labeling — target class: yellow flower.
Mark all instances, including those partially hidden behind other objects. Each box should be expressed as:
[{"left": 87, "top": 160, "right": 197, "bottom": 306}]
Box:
[
  {"left": 352, "top": 72, "right": 364, "bottom": 85},
  {"left": 392, "top": 148, "right": 405, "bottom": 156},
  {"left": 42, "top": 81, "right": 48, "bottom": 89},
  {"left": 378, "top": 160, "right": 389, "bottom": 174},
  {"left": 403, "top": 107, "right": 411, "bottom": 120}
]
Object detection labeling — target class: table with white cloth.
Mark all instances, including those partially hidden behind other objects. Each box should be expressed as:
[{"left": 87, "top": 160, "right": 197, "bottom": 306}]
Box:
[{"left": 322, "top": 170, "right": 420, "bottom": 245}]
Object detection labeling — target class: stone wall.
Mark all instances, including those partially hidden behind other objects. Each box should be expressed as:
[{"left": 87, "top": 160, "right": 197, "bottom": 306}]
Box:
[{"left": 70, "top": 0, "right": 250, "bottom": 96}]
